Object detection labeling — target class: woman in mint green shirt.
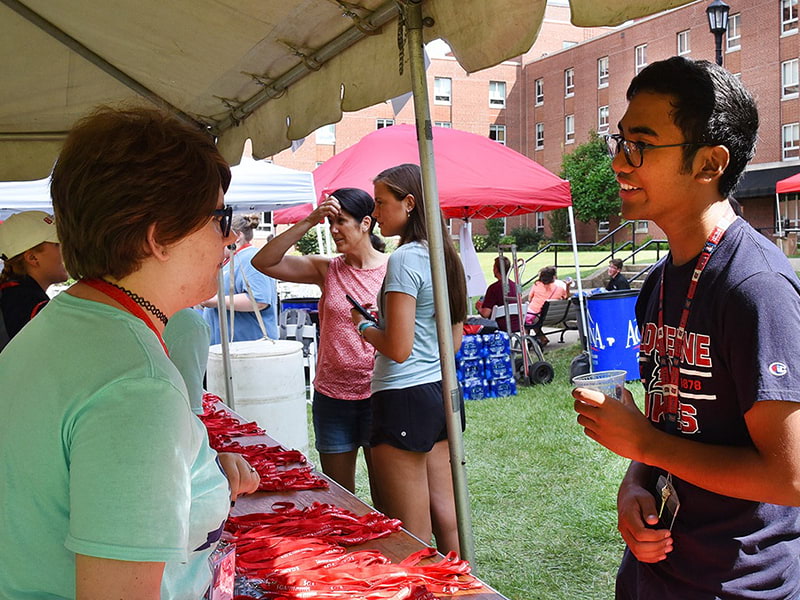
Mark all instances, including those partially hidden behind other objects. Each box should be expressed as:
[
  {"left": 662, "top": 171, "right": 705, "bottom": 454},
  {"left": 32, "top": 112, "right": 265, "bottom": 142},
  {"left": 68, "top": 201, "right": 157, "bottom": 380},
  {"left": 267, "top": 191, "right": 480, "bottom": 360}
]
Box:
[{"left": 0, "top": 107, "right": 259, "bottom": 599}]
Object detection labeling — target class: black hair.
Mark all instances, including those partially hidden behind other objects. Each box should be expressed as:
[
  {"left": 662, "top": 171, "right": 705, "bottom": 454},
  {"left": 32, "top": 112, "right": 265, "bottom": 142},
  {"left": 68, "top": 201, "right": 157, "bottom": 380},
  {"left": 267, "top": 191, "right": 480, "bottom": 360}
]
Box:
[
  {"left": 330, "top": 187, "right": 384, "bottom": 252},
  {"left": 626, "top": 56, "right": 758, "bottom": 198}
]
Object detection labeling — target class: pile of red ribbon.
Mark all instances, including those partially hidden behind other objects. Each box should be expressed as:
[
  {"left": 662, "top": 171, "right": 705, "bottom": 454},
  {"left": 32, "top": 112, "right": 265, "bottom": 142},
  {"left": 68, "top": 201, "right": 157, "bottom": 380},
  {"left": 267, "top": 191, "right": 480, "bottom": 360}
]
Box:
[
  {"left": 199, "top": 393, "right": 328, "bottom": 492},
  {"left": 226, "top": 501, "right": 402, "bottom": 545}
]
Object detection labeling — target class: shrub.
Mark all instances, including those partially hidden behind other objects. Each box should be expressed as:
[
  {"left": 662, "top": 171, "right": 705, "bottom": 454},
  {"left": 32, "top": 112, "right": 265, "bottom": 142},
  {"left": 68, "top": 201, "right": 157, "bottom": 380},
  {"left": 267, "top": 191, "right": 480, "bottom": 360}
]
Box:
[
  {"left": 548, "top": 209, "right": 569, "bottom": 241},
  {"left": 499, "top": 234, "right": 516, "bottom": 246},
  {"left": 510, "top": 227, "right": 543, "bottom": 251},
  {"left": 485, "top": 218, "right": 505, "bottom": 247},
  {"left": 473, "top": 234, "right": 490, "bottom": 252},
  {"left": 296, "top": 229, "right": 321, "bottom": 255}
]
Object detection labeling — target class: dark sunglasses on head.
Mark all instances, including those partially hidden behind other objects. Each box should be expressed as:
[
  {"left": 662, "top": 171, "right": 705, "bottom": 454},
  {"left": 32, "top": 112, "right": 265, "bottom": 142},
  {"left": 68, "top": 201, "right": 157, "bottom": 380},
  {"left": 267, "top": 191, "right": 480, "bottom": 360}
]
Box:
[{"left": 213, "top": 206, "right": 233, "bottom": 237}]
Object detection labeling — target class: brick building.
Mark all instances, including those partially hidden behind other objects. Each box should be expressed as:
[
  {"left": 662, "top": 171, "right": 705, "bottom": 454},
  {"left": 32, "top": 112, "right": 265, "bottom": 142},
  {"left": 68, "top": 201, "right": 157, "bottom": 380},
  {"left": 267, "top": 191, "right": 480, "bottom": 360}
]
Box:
[{"left": 268, "top": 0, "right": 800, "bottom": 244}]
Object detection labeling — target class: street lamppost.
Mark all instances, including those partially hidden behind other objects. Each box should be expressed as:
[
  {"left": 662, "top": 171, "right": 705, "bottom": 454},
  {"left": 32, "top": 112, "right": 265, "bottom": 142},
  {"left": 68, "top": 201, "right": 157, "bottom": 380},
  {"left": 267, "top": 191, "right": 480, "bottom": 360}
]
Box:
[{"left": 706, "top": 0, "right": 730, "bottom": 66}]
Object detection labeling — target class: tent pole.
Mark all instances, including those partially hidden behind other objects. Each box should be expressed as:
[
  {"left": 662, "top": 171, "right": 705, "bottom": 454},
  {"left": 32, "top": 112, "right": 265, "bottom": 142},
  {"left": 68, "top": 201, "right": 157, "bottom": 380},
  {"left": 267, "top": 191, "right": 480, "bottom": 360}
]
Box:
[
  {"left": 405, "top": 0, "right": 476, "bottom": 567},
  {"left": 216, "top": 269, "right": 236, "bottom": 409},
  {"left": 568, "top": 206, "right": 589, "bottom": 356},
  {"left": 776, "top": 192, "right": 784, "bottom": 237}
]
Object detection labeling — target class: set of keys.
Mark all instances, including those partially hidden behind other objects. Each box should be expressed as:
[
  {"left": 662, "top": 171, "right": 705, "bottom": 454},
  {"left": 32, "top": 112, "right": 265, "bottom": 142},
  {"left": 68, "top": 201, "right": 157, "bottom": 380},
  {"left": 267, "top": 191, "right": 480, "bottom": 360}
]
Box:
[{"left": 656, "top": 473, "right": 681, "bottom": 531}]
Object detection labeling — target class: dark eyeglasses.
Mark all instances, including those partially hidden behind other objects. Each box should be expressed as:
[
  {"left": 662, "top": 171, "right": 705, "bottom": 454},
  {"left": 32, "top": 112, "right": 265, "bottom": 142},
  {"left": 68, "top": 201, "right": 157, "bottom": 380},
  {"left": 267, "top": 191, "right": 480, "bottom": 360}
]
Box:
[
  {"left": 604, "top": 133, "right": 705, "bottom": 168},
  {"left": 213, "top": 206, "right": 233, "bottom": 237}
]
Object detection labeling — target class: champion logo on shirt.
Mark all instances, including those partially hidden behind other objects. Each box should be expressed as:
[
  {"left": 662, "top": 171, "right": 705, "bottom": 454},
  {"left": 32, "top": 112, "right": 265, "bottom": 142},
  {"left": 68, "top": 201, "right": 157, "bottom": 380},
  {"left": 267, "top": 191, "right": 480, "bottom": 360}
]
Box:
[{"left": 768, "top": 362, "right": 789, "bottom": 377}]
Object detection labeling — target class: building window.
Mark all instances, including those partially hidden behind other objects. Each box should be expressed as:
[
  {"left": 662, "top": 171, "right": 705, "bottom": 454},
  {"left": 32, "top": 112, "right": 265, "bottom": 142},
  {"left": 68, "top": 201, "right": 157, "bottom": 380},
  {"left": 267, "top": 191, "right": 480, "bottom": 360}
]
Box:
[
  {"left": 783, "top": 59, "right": 799, "bottom": 98},
  {"left": 784, "top": 123, "right": 800, "bottom": 160},
  {"left": 489, "top": 81, "right": 506, "bottom": 108},
  {"left": 534, "top": 78, "right": 544, "bottom": 105},
  {"left": 315, "top": 124, "right": 336, "bottom": 145},
  {"left": 635, "top": 44, "right": 647, "bottom": 74},
  {"left": 315, "top": 161, "right": 324, "bottom": 168},
  {"left": 565, "top": 115, "right": 575, "bottom": 144},
  {"left": 726, "top": 13, "right": 741, "bottom": 51},
  {"left": 598, "top": 105, "right": 610, "bottom": 133},
  {"left": 677, "top": 30, "right": 690, "bottom": 56},
  {"left": 782, "top": 0, "right": 798, "bottom": 35},
  {"left": 434, "top": 77, "right": 452, "bottom": 104},
  {"left": 535, "top": 212, "right": 545, "bottom": 232},
  {"left": 598, "top": 220, "right": 610, "bottom": 233},
  {"left": 489, "top": 124, "right": 506, "bottom": 145},
  {"left": 597, "top": 56, "right": 609, "bottom": 88},
  {"left": 564, "top": 68, "right": 575, "bottom": 97},
  {"left": 535, "top": 123, "right": 545, "bottom": 150},
  {"left": 434, "top": 121, "right": 452, "bottom": 128},
  {"left": 376, "top": 118, "right": 394, "bottom": 129},
  {"left": 636, "top": 220, "right": 649, "bottom": 233}
]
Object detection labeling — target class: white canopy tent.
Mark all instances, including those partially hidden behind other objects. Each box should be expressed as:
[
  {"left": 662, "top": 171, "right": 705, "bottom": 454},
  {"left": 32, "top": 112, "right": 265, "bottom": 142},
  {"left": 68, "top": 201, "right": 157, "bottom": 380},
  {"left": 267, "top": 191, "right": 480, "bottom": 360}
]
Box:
[
  {"left": 0, "top": 150, "right": 316, "bottom": 217},
  {"left": 0, "top": 0, "right": 696, "bottom": 564}
]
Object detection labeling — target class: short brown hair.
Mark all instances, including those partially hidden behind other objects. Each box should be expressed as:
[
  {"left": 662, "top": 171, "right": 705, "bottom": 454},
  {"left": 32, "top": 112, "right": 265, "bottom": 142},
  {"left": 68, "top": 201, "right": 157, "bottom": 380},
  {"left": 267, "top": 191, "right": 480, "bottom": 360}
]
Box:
[
  {"left": 50, "top": 106, "right": 230, "bottom": 280},
  {"left": 609, "top": 258, "right": 624, "bottom": 270}
]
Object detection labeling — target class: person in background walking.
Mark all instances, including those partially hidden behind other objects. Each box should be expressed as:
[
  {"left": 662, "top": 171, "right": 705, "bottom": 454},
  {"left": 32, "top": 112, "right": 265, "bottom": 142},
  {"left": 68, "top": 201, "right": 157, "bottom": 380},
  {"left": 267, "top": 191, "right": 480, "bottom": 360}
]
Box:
[
  {"left": 0, "top": 210, "right": 69, "bottom": 348},
  {"left": 252, "top": 188, "right": 387, "bottom": 496},
  {"left": 352, "top": 163, "right": 467, "bottom": 555},
  {"left": 606, "top": 258, "right": 630, "bottom": 291}
]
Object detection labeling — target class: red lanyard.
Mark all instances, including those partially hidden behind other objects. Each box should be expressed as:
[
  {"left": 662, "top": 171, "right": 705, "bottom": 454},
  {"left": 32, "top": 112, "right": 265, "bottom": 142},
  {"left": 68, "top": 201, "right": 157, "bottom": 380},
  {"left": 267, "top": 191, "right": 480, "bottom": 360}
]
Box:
[
  {"left": 82, "top": 278, "right": 168, "bottom": 355},
  {"left": 655, "top": 218, "right": 732, "bottom": 431}
]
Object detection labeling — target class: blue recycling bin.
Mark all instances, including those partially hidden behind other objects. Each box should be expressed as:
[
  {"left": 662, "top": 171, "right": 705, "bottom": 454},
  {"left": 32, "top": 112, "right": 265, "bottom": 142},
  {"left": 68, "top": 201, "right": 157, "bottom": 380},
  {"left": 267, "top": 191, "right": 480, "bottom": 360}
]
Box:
[{"left": 585, "top": 289, "right": 640, "bottom": 380}]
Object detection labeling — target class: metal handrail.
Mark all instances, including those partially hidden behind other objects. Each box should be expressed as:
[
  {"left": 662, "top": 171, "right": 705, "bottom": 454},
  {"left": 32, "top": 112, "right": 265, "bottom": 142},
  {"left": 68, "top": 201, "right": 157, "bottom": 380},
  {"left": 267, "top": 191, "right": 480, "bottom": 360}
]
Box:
[{"left": 516, "top": 221, "right": 667, "bottom": 289}]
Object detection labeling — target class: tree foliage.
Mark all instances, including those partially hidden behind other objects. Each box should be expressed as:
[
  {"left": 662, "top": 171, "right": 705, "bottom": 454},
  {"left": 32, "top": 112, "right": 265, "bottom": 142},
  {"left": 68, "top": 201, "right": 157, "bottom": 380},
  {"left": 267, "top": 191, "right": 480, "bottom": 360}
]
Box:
[
  {"left": 547, "top": 208, "right": 569, "bottom": 242},
  {"left": 561, "top": 131, "right": 620, "bottom": 224}
]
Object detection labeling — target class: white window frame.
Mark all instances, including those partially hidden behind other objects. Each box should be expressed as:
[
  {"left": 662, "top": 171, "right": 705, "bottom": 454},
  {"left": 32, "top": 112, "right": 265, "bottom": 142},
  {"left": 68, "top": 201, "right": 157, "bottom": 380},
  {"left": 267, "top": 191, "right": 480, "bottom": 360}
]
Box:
[
  {"left": 597, "top": 56, "right": 609, "bottom": 88},
  {"left": 783, "top": 123, "right": 800, "bottom": 160},
  {"left": 535, "top": 122, "right": 545, "bottom": 150},
  {"left": 434, "top": 121, "right": 452, "bottom": 128},
  {"left": 434, "top": 77, "right": 452, "bottom": 105},
  {"left": 635, "top": 44, "right": 647, "bottom": 74},
  {"left": 726, "top": 13, "right": 741, "bottom": 51},
  {"left": 677, "top": 30, "right": 690, "bottom": 56},
  {"left": 535, "top": 212, "right": 545, "bottom": 233},
  {"left": 782, "top": 0, "right": 798, "bottom": 35},
  {"left": 565, "top": 114, "right": 575, "bottom": 144},
  {"left": 534, "top": 78, "right": 544, "bottom": 105},
  {"left": 489, "top": 81, "right": 506, "bottom": 108},
  {"left": 598, "top": 105, "right": 609, "bottom": 133},
  {"left": 782, "top": 59, "right": 799, "bottom": 99},
  {"left": 635, "top": 220, "right": 649, "bottom": 234},
  {"left": 564, "top": 68, "right": 575, "bottom": 97},
  {"left": 376, "top": 118, "right": 394, "bottom": 129},
  {"left": 489, "top": 124, "right": 507, "bottom": 145},
  {"left": 597, "top": 219, "right": 610, "bottom": 233},
  {"left": 315, "top": 124, "right": 336, "bottom": 145}
]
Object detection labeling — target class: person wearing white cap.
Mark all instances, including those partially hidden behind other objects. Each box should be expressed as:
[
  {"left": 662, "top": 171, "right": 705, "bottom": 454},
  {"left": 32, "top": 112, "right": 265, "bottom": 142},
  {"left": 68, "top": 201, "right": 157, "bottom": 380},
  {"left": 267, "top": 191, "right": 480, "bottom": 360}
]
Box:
[{"left": 0, "top": 210, "right": 68, "bottom": 344}]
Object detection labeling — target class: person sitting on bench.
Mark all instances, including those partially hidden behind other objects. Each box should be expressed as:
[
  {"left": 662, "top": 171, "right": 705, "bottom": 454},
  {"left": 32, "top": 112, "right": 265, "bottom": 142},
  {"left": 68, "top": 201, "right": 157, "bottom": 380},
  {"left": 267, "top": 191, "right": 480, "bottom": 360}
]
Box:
[{"left": 525, "top": 266, "right": 568, "bottom": 346}]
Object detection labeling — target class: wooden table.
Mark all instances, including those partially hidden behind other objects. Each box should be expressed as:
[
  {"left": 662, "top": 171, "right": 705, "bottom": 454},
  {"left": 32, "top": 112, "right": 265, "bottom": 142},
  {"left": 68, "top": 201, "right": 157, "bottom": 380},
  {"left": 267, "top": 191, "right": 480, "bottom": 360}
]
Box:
[{"left": 219, "top": 404, "right": 509, "bottom": 600}]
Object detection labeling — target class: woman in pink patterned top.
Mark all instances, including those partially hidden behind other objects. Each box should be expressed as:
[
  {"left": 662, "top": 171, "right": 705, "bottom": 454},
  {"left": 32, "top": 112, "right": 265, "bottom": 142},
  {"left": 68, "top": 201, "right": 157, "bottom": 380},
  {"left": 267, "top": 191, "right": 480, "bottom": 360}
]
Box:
[{"left": 252, "top": 189, "right": 387, "bottom": 495}]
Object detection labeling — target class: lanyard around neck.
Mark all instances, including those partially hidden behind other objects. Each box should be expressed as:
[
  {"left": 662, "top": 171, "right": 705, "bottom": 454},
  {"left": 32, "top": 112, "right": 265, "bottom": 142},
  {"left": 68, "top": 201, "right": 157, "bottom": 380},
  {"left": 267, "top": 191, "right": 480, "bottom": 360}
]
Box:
[
  {"left": 82, "top": 278, "right": 169, "bottom": 356},
  {"left": 655, "top": 217, "right": 733, "bottom": 431}
]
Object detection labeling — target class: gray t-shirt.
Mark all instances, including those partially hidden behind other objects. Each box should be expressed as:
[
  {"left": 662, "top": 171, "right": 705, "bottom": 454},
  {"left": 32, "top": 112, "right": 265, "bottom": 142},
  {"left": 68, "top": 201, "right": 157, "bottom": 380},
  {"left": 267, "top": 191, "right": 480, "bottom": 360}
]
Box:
[{"left": 372, "top": 242, "right": 442, "bottom": 392}]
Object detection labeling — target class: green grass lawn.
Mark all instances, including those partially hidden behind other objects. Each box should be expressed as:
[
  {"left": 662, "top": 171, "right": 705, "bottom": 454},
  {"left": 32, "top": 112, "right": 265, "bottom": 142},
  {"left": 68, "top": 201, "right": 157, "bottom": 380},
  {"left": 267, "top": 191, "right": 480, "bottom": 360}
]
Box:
[{"left": 306, "top": 343, "right": 641, "bottom": 599}]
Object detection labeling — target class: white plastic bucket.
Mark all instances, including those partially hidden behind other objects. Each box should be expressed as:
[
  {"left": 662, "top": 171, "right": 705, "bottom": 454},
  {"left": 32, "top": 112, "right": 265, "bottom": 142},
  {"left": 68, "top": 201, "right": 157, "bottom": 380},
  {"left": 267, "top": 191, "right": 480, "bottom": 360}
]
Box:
[{"left": 207, "top": 339, "right": 308, "bottom": 455}]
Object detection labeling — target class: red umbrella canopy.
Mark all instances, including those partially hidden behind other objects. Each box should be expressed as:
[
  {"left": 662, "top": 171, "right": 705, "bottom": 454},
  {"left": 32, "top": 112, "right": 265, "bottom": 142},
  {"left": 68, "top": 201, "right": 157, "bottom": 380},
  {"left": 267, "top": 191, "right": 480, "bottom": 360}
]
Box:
[
  {"left": 273, "top": 124, "right": 571, "bottom": 224},
  {"left": 777, "top": 171, "right": 800, "bottom": 195}
]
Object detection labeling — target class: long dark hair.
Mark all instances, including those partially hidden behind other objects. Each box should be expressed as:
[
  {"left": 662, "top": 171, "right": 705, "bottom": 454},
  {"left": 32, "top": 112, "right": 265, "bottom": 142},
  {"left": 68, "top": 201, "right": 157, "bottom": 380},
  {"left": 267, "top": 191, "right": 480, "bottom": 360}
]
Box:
[
  {"left": 331, "top": 187, "right": 384, "bottom": 252},
  {"left": 373, "top": 163, "right": 467, "bottom": 323}
]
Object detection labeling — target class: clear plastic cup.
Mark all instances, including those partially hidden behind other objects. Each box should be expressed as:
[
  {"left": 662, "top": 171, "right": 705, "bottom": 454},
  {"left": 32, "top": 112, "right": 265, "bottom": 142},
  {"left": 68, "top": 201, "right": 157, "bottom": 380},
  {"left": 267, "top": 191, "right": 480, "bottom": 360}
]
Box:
[{"left": 571, "top": 369, "right": 626, "bottom": 401}]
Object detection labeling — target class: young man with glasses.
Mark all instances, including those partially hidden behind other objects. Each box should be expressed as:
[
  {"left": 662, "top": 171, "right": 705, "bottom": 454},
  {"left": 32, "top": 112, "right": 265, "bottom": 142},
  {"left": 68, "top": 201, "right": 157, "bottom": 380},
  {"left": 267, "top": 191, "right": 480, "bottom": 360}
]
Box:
[{"left": 574, "top": 57, "right": 800, "bottom": 599}]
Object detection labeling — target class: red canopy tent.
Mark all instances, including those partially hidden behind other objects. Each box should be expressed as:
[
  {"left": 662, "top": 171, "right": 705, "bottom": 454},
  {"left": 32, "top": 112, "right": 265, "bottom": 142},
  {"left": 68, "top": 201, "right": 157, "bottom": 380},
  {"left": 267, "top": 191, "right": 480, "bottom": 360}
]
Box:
[
  {"left": 776, "top": 171, "right": 800, "bottom": 194},
  {"left": 274, "top": 124, "right": 571, "bottom": 224}
]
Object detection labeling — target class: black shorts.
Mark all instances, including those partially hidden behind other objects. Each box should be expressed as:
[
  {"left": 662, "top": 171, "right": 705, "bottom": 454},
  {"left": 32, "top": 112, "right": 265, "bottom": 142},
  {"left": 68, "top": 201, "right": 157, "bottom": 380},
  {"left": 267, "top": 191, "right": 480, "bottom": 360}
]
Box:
[{"left": 370, "top": 381, "right": 466, "bottom": 452}]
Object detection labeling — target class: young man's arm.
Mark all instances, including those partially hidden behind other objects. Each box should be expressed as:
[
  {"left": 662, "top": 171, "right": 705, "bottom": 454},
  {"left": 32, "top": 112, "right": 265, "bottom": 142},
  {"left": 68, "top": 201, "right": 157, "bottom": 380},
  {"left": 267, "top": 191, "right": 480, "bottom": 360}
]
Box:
[
  {"left": 574, "top": 390, "right": 800, "bottom": 505},
  {"left": 616, "top": 460, "right": 673, "bottom": 563}
]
